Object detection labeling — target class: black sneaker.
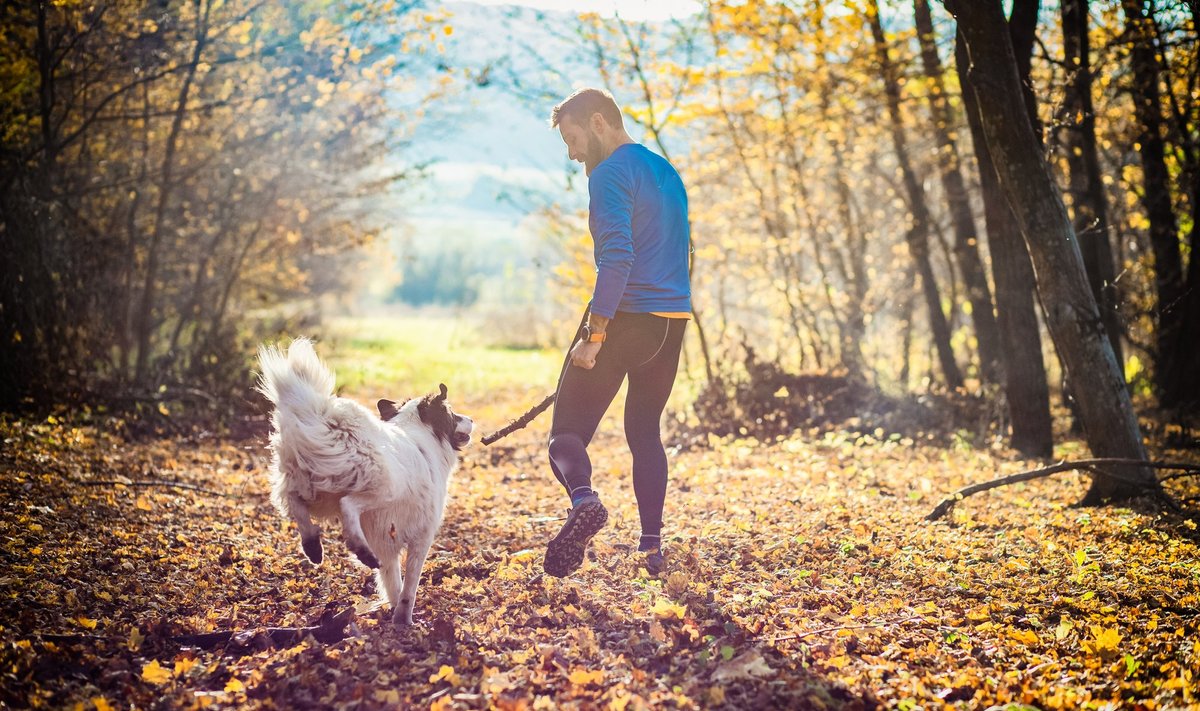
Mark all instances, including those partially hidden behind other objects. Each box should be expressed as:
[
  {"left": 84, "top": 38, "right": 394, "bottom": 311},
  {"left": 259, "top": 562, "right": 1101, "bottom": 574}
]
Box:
[{"left": 543, "top": 496, "right": 608, "bottom": 577}]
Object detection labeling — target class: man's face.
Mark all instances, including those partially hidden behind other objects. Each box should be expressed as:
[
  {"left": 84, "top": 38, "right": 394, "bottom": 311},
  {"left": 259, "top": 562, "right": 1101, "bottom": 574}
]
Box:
[{"left": 558, "top": 116, "right": 604, "bottom": 176}]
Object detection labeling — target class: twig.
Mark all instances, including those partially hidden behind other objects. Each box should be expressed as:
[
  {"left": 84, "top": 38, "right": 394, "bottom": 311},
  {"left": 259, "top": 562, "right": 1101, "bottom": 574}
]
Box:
[
  {"left": 766, "top": 615, "right": 923, "bottom": 644},
  {"left": 73, "top": 478, "right": 236, "bottom": 498},
  {"left": 926, "top": 458, "right": 1200, "bottom": 521},
  {"left": 482, "top": 393, "right": 555, "bottom": 445},
  {"left": 1159, "top": 469, "right": 1200, "bottom": 482}
]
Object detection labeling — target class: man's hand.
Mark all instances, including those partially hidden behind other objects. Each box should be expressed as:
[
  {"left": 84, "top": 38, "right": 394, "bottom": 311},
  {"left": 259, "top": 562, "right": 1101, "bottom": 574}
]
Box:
[{"left": 570, "top": 340, "right": 603, "bottom": 369}]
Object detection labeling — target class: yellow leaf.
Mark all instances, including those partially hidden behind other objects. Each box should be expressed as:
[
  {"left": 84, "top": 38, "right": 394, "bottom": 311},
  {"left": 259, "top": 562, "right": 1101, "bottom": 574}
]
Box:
[
  {"left": 141, "top": 660, "right": 171, "bottom": 685},
  {"left": 568, "top": 668, "right": 604, "bottom": 686},
  {"left": 127, "top": 627, "right": 144, "bottom": 651},
  {"left": 1009, "top": 628, "right": 1039, "bottom": 646},
  {"left": 224, "top": 677, "right": 245, "bottom": 693},
  {"left": 77, "top": 616, "right": 98, "bottom": 630},
  {"left": 374, "top": 689, "right": 400, "bottom": 704},
  {"left": 429, "top": 664, "right": 460, "bottom": 685},
  {"left": 650, "top": 599, "right": 687, "bottom": 620},
  {"left": 174, "top": 658, "right": 199, "bottom": 676},
  {"left": 965, "top": 606, "right": 990, "bottom": 622},
  {"left": 1055, "top": 619, "right": 1074, "bottom": 642},
  {"left": 136, "top": 496, "right": 152, "bottom": 511},
  {"left": 92, "top": 697, "right": 113, "bottom": 711},
  {"left": 1089, "top": 626, "right": 1122, "bottom": 654}
]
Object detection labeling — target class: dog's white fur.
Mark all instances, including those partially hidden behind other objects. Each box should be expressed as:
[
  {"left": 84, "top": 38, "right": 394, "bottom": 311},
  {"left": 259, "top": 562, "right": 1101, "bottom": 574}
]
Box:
[{"left": 256, "top": 337, "right": 472, "bottom": 626}]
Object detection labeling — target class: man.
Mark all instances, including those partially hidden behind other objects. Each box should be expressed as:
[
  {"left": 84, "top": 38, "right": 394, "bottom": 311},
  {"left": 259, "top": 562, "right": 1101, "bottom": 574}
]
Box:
[{"left": 542, "top": 87, "right": 691, "bottom": 578}]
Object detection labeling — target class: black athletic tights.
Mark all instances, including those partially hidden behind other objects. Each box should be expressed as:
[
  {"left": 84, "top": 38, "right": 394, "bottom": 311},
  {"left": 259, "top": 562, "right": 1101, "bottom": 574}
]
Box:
[{"left": 548, "top": 309, "right": 687, "bottom": 542}]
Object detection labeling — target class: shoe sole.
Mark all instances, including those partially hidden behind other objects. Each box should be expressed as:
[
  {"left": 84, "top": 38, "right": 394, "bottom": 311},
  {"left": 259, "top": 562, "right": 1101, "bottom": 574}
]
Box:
[{"left": 544, "top": 501, "right": 608, "bottom": 577}]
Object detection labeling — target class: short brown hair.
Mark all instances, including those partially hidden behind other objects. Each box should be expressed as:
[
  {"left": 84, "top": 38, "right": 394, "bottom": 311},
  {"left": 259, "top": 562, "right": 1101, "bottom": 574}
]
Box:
[{"left": 550, "top": 87, "right": 624, "bottom": 130}]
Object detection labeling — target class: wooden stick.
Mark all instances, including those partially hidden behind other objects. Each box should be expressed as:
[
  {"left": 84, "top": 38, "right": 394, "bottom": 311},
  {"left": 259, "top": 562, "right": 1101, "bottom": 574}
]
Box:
[
  {"left": 481, "top": 393, "right": 556, "bottom": 445},
  {"left": 926, "top": 458, "right": 1200, "bottom": 521},
  {"left": 766, "top": 615, "right": 923, "bottom": 643},
  {"left": 173, "top": 607, "right": 355, "bottom": 650},
  {"left": 73, "top": 479, "right": 236, "bottom": 498}
]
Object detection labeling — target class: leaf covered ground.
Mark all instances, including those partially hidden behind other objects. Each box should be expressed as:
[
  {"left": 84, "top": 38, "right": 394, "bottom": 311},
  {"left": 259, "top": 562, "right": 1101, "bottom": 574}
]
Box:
[{"left": 1, "top": 395, "right": 1198, "bottom": 710}]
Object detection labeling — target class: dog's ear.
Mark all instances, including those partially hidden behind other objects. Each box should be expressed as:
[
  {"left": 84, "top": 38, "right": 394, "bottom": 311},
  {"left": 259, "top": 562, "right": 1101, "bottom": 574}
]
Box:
[
  {"left": 377, "top": 399, "right": 399, "bottom": 421},
  {"left": 437, "top": 383, "right": 448, "bottom": 401}
]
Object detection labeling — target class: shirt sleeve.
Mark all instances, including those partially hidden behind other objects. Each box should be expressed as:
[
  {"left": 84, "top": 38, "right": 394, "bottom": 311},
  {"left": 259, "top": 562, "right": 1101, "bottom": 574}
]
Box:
[{"left": 588, "top": 164, "right": 635, "bottom": 319}]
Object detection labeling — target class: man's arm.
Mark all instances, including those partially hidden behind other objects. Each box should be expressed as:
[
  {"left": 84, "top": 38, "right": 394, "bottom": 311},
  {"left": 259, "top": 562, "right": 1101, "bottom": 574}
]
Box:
[
  {"left": 586, "top": 313, "right": 610, "bottom": 334},
  {"left": 588, "top": 164, "right": 635, "bottom": 319}
]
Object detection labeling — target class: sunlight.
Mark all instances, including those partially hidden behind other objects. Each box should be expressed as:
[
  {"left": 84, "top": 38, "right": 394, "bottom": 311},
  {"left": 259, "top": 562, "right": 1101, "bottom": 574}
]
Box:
[{"left": 457, "top": 0, "right": 702, "bottom": 21}]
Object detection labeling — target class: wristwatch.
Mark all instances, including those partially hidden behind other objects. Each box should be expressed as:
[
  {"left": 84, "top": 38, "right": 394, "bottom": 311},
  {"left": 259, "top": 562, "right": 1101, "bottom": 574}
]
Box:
[{"left": 580, "top": 323, "right": 607, "bottom": 343}]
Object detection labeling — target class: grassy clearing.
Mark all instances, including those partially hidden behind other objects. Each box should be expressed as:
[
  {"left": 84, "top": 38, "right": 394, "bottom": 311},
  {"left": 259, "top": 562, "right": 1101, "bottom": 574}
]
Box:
[{"left": 320, "top": 313, "right": 564, "bottom": 408}]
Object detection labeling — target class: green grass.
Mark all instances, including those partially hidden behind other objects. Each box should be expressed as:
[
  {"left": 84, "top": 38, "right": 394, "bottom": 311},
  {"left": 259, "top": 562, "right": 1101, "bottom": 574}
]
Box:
[{"left": 319, "top": 315, "right": 562, "bottom": 406}]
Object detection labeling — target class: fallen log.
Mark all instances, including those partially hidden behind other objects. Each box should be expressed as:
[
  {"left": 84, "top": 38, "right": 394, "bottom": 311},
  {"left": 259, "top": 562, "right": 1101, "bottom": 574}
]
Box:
[{"left": 926, "top": 458, "right": 1200, "bottom": 521}]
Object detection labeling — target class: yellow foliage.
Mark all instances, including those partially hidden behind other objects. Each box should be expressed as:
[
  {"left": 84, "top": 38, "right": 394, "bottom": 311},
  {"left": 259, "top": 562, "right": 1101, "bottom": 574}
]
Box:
[{"left": 141, "top": 661, "right": 171, "bottom": 685}]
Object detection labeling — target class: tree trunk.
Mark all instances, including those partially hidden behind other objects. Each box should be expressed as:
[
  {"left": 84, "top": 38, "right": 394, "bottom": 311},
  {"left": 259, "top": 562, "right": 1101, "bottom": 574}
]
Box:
[
  {"left": 955, "top": 19, "right": 1052, "bottom": 457},
  {"left": 945, "top": 0, "right": 1156, "bottom": 502},
  {"left": 1058, "top": 0, "right": 1124, "bottom": 366},
  {"left": 914, "top": 0, "right": 1002, "bottom": 384},
  {"left": 868, "top": 0, "right": 962, "bottom": 389},
  {"left": 133, "top": 0, "right": 208, "bottom": 384},
  {"left": 1120, "top": 0, "right": 1184, "bottom": 404}
]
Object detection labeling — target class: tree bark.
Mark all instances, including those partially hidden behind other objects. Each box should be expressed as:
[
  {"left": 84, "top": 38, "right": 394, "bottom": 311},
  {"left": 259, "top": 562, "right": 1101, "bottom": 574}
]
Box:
[
  {"left": 944, "top": 0, "right": 1157, "bottom": 502},
  {"left": 1120, "top": 0, "right": 1185, "bottom": 404},
  {"left": 914, "top": 0, "right": 1002, "bottom": 384},
  {"left": 868, "top": 0, "right": 962, "bottom": 389},
  {"left": 133, "top": 0, "right": 208, "bottom": 384},
  {"left": 1058, "top": 0, "right": 1123, "bottom": 366},
  {"left": 954, "top": 17, "right": 1052, "bottom": 457}
]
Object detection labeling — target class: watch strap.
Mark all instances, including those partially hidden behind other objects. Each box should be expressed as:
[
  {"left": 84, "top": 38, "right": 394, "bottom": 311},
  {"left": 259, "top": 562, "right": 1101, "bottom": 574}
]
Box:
[{"left": 581, "top": 324, "right": 607, "bottom": 343}]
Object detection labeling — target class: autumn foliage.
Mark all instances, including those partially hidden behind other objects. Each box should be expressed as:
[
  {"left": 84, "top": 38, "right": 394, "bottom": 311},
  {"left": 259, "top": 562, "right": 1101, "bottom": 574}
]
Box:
[{"left": 1, "top": 395, "right": 1197, "bottom": 709}]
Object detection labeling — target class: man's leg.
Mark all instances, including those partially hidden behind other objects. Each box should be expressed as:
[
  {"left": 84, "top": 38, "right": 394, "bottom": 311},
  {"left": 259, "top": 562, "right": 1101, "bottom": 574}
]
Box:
[
  {"left": 542, "top": 314, "right": 625, "bottom": 577},
  {"left": 624, "top": 318, "right": 686, "bottom": 573},
  {"left": 548, "top": 338, "right": 627, "bottom": 503}
]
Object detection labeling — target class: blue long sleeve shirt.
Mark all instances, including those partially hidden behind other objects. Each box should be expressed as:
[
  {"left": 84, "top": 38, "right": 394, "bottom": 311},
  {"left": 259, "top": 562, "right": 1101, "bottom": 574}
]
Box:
[{"left": 587, "top": 143, "right": 691, "bottom": 319}]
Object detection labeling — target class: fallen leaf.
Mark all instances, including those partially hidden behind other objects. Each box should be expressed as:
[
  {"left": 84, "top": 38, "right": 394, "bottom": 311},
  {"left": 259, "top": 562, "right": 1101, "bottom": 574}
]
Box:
[
  {"left": 712, "top": 650, "right": 775, "bottom": 681},
  {"left": 141, "top": 660, "right": 171, "bottom": 685}
]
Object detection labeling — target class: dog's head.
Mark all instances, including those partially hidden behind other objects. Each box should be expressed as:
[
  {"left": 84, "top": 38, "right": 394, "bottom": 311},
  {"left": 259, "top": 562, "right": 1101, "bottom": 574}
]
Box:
[{"left": 380, "top": 384, "right": 473, "bottom": 451}]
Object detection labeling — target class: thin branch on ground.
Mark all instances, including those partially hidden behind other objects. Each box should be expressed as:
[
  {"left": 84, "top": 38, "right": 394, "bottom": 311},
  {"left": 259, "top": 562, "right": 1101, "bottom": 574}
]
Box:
[
  {"left": 765, "top": 616, "right": 923, "bottom": 644},
  {"left": 73, "top": 478, "right": 236, "bottom": 498},
  {"left": 926, "top": 458, "right": 1200, "bottom": 521},
  {"left": 173, "top": 607, "right": 355, "bottom": 651}
]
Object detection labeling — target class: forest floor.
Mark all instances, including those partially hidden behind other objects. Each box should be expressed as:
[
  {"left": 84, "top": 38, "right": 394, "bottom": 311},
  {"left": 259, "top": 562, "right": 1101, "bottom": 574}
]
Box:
[{"left": 1, "top": 322, "right": 1198, "bottom": 709}]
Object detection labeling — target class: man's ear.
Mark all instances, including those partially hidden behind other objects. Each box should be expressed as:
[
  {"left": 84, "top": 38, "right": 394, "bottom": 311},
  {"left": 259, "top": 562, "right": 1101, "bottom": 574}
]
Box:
[
  {"left": 377, "top": 399, "right": 399, "bottom": 421},
  {"left": 590, "top": 111, "right": 608, "bottom": 135}
]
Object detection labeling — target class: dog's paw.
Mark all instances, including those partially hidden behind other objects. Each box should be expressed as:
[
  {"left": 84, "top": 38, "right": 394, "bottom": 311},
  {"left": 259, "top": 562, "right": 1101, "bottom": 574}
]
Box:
[
  {"left": 351, "top": 546, "right": 380, "bottom": 569},
  {"left": 392, "top": 607, "right": 414, "bottom": 628},
  {"left": 301, "top": 535, "right": 323, "bottom": 565}
]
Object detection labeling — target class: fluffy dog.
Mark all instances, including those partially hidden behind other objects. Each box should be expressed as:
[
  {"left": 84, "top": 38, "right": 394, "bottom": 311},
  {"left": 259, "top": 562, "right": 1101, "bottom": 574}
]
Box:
[{"left": 256, "top": 337, "right": 473, "bottom": 626}]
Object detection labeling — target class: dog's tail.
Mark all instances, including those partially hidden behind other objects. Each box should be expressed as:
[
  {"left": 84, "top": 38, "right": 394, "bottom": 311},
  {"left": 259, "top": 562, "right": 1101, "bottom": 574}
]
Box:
[{"left": 256, "top": 337, "right": 335, "bottom": 417}]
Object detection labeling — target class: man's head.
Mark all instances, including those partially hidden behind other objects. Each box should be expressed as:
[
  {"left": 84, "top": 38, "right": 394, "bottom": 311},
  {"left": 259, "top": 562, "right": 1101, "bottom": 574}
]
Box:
[{"left": 551, "top": 88, "right": 626, "bottom": 176}]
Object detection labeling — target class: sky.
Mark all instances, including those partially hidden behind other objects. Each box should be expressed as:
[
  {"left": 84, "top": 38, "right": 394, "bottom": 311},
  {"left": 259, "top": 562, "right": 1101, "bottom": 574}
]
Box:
[{"left": 458, "top": 0, "right": 702, "bottom": 21}]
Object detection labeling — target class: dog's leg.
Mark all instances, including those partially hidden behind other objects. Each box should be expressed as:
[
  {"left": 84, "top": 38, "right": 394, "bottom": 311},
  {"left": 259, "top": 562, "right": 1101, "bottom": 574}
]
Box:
[
  {"left": 393, "top": 539, "right": 431, "bottom": 627},
  {"left": 338, "top": 497, "right": 380, "bottom": 569},
  {"left": 287, "top": 492, "right": 323, "bottom": 565},
  {"left": 376, "top": 556, "right": 403, "bottom": 608}
]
